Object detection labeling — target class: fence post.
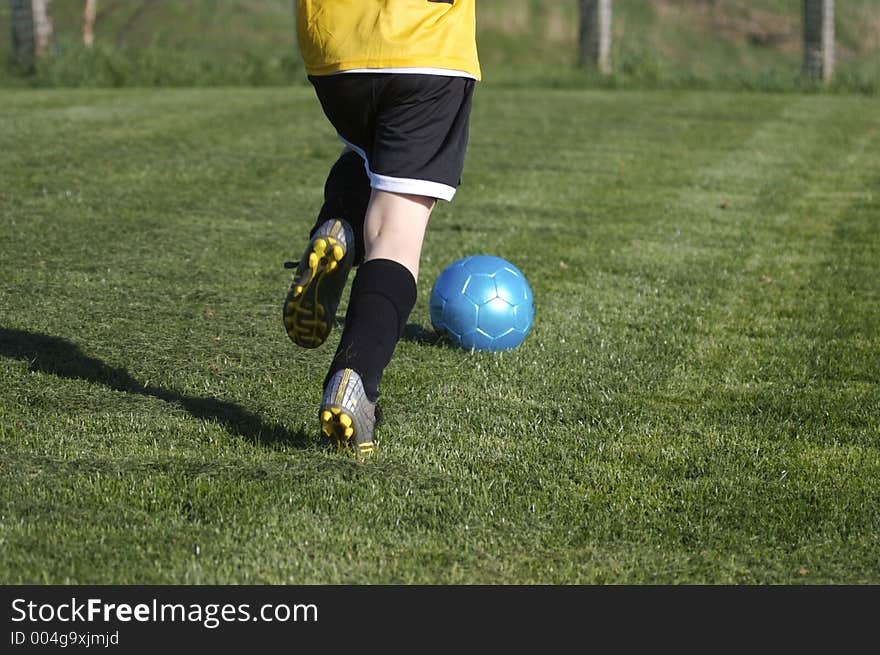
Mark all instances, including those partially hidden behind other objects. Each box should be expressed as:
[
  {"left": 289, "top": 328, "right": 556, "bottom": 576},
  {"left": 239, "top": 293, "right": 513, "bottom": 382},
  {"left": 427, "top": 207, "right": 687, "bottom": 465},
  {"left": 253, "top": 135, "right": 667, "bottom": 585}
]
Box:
[
  {"left": 9, "top": 0, "right": 53, "bottom": 68},
  {"left": 578, "top": 0, "right": 612, "bottom": 74},
  {"left": 83, "top": 0, "right": 97, "bottom": 48},
  {"left": 10, "top": 0, "right": 35, "bottom": 68},
  {"left": 802, "top": 0, "right": 834, "bottom": 82}
]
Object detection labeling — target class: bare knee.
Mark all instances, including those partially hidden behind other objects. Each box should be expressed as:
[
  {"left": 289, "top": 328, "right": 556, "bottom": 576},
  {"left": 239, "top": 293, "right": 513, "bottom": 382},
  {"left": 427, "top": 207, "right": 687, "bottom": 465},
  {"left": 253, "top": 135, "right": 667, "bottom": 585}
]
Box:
[{"left": 364, "top": 190, "right": 435, "bottom": 280}]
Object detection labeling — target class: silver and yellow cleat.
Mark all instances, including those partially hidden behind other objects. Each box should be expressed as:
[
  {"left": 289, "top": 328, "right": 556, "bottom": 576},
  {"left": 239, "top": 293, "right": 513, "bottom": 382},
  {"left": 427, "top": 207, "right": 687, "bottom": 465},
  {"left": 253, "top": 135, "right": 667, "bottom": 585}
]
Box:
[
  {"left": 320, "top": 368, "right": 378, "bottom": 457},
  {"left": 282, "top": 219, "right": 354, "bottom": 349}
]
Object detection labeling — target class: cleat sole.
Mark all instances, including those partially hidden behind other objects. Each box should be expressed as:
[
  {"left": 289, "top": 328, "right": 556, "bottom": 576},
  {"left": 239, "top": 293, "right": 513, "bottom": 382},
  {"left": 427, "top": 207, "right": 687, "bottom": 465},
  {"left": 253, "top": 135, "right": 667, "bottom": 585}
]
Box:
[{"left": 283, "top": 222, "right": 353, "bottom": 350}]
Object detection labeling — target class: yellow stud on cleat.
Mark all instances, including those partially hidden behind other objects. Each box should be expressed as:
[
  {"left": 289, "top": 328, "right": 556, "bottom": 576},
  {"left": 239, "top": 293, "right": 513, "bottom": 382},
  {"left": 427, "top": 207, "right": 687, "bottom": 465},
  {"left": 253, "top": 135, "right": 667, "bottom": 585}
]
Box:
[{"left": 318, "top": 369, "right": 378, "bottom": 457}]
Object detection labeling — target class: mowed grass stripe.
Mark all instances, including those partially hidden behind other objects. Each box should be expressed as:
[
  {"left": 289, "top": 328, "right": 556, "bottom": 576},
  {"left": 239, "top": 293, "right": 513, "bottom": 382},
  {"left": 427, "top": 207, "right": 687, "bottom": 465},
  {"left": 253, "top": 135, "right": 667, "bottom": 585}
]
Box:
[
  {"left": 597, "top": 96, "right": 879, "bottom": 574},
  {"left": 650, "top": 95, "right": 877, "bottom": 397},
  {"left": 613, "top": 96, "right": 880, "bottom": 581},
  {"left": 420, "top": 93, "right": 878, "bottom": 581}
]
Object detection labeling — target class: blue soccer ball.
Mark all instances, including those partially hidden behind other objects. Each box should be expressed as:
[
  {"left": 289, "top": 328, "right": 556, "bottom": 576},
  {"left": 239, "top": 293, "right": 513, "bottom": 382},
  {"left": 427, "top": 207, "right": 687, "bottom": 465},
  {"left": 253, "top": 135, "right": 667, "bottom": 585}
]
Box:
[{"left": 429, "top": 255, "right": 534, "bottom": 352}]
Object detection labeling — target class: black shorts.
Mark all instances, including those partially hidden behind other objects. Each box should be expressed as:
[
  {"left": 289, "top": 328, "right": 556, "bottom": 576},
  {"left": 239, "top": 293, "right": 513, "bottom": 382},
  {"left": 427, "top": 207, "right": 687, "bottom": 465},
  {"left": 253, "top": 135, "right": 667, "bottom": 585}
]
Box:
[{"left": 309, "top": 73, "right": 476, "bottom": 202}]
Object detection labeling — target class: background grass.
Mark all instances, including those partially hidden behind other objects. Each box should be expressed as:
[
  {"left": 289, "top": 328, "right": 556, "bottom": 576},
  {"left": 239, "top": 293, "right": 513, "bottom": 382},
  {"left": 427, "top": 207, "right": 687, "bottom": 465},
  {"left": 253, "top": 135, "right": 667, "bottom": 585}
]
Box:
[
  {"left": 1, "top": 84, "right": 878, "bottom": 583},
  {"left": 0, "top": 0, "right": 878, "bottom": 92}
]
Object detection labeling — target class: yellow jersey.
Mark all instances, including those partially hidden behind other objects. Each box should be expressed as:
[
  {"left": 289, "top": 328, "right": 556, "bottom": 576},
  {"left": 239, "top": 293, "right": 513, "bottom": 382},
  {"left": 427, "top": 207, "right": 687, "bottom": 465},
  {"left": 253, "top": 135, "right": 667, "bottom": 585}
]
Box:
[{"left": 296, "top": 0, "right": 481, "bottom": 80}]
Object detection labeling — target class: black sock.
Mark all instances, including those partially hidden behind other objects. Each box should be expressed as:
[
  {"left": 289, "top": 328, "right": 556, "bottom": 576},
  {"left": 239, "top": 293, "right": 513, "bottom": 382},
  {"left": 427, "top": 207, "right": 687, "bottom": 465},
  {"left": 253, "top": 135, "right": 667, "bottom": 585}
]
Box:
[
  {"left": 312, "top": 150, "right": 371, "bottom": 265},
  {"left": 324, "top": 259, "right": 417, "bottom": 401}
]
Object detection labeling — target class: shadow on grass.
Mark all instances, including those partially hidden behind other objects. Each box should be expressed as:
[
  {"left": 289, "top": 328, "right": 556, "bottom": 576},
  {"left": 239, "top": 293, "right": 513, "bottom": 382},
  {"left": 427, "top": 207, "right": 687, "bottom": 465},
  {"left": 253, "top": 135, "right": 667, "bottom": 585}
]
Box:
[
  {"left": 0, "top": 327, "right": 313, "bottom": 449},
  {"left": 401, "top": 323, "right": 444, "bottom": 346}
]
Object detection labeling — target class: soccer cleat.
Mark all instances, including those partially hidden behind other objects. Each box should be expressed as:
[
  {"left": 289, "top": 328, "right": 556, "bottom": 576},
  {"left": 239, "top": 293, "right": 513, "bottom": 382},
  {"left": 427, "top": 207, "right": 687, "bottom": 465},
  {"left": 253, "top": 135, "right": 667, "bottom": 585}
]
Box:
[
  {"left": 320, "top": 368, "right": 379, "bottom": 457},
  {"left": 283, "top": 219, "right": 354, "bottom": 348}
]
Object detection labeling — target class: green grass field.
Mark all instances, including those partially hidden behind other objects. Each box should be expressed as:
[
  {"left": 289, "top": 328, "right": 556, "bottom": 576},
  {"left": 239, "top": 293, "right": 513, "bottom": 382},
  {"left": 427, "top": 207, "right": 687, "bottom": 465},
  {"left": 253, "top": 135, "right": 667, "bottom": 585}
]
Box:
[{"left": 1, "top": 85, "right": 878, "bottom": 584}]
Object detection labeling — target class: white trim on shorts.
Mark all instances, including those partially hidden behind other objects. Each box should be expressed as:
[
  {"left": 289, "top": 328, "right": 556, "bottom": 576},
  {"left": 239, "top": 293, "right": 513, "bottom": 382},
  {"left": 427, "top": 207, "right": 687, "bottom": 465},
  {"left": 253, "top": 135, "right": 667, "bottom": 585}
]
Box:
[
  {"left": 338, "top": 137, "right": 458, "bottom": 202},
  {"left": 336, "top": 67, "right": 478, "bottom": 80}
]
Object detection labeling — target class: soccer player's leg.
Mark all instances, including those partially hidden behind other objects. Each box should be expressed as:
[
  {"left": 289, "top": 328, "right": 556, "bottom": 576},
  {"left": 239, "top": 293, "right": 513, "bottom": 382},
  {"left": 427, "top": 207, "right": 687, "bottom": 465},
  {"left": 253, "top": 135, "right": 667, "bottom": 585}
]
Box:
[
  {"left": 282, "top": 150, "right": 369, "bottom": 349},
  {"left": 314, "top": 74, "right": 474, "bottom": 454},
  {"left": 319, "top": 191, "right": 431, "bottom": 455}
]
